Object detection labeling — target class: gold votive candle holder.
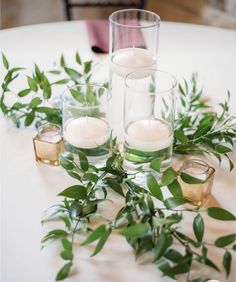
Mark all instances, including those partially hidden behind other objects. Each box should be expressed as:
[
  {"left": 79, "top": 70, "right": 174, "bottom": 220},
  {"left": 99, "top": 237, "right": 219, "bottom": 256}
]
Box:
[
  {"left": 33, "top": 123, "right": 64, "bottom": 166},
  {"left": 178, "top": 159, "right": 215, "bottom": 206}
]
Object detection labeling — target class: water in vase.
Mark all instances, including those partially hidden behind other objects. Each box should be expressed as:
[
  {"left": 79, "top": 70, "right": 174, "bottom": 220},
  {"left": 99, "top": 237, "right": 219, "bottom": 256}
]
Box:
[
  {"left": 109, "top": 47, "right": 156, "bottom": 139},
  {"left": 124, "top": 118, "right": 173, "bottom": 171}
]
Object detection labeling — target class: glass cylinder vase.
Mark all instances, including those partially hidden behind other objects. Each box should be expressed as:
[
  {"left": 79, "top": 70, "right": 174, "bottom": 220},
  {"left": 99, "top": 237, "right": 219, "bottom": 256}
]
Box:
[
  {"left": 62, "top": 84, "right": 112, "bottom": 165},
  {"left": 124, "top": 69, "right": 177, "bottom": 174},
  {"left": 109, "top": 9, "right": 160, "bottom": 139}
]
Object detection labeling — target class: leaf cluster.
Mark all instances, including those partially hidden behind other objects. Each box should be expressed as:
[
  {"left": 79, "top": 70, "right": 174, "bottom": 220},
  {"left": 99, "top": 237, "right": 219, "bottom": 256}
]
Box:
[
  {"left": 174, "top": 73, "right": 236, "bottom": 170},
  {"left": 42, "top": 153, "right": 235, "bottom": 281},
  {"left": 0, "top": 52, "right": 98, "bottom": 128}
]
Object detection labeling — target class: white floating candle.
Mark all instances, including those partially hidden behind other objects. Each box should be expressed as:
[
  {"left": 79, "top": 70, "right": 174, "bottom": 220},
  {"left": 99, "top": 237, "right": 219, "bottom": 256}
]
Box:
[
  {"left": 125, "top": 119, "right": 173, "bottom": 152},
  {"left": 110, "top": 47, "right": 156, "bottom": 78},
  {"left": 64, "top": 117, "right": 111, "bottom": 149}
]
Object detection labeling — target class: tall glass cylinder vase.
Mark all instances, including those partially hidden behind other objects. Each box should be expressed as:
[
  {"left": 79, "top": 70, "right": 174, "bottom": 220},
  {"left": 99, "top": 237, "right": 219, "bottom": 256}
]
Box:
[
  {"left": 62, "top": 84, "right": 112, "bottom": 165},
  {"left": 124, "top": 69, "right": 177, "bottom": 177},
  {"left": 109, "top": 9, "right": 160, "bottom": 139}
]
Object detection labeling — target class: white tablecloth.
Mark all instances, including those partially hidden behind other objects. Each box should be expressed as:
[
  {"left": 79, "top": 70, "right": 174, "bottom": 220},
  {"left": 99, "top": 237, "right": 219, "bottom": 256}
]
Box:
[{"left": 1, "top": 21, "right": 236, "bottom": 282}]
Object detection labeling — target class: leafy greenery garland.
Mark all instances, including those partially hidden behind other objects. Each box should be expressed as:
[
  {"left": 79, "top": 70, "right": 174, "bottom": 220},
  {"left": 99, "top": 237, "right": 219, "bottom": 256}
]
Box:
[{"left": 1, "top": 53, "right": 236, "bottom": 281}]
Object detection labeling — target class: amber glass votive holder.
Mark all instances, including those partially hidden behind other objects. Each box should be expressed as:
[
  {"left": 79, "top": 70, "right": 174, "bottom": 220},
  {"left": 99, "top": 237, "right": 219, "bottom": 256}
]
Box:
[
  {"left": 178, "top": 159, "right": 215, "bottom": 207},
  {"left": 33, "top": 123, "right": 64, "bottom": 166}
]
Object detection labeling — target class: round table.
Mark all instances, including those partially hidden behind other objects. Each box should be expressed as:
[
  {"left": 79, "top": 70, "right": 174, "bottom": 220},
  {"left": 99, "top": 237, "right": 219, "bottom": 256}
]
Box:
[{"left": 1, "top": 21, "right": 236, "bottom": 282}]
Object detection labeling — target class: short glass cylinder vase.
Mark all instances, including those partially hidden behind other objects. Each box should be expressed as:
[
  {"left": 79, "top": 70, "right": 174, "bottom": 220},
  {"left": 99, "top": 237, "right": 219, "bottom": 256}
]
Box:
[
  {"left": 178, "top": 159, "right": 215, "bottom": 206},
  {"left": 62, "top": 84, "right": 112, "bottom": 165},
  {"left": 33, "top": 123, "right": 64, "bottom": 166},
  {"left": 124, "top": 69, "right": 177, "bottom": 174}
]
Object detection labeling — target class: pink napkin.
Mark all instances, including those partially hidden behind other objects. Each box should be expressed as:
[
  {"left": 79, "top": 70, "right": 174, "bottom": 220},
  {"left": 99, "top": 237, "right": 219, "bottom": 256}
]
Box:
[
  {"left": 86, "top": 20, "right": 109, "bottom": 53},
  {"left": 86, "top": 19, "right": 145, "bottom": 54}
]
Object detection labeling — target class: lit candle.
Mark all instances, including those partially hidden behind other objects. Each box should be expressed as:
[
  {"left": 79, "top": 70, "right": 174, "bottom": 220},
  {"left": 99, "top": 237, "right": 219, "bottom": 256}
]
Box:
[
  {"left": 110, "top": 47, "right": 156, "bottom": 78},
  {"left": 64, "top": 117, "right": 111, "bottom": 149},
  {"left": 125, "top": 119, "right": 172, "bottom": 152}
]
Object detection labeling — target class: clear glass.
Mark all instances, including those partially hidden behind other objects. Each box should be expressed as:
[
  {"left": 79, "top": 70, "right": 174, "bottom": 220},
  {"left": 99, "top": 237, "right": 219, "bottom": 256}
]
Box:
[
  {"left": 62, "top": 84, "right": 112, "bottom": 165},
  {"left": 109, "top": 9, "right": 160, "bottom": 139},
  {"left": 33, "top": 123, "right": 64, "bottom": 166},
  {"left": 178, "top": 159, "right": 215, "bottom": 206},
  {"left": 124, "top": 69, "right": 177, "bottom": 174}
]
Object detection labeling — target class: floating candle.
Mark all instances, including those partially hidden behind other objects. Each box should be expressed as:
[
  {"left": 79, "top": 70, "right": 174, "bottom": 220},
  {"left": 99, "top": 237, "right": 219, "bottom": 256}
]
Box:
[
  {"left": 125, "top": 119, "right": 173, "bottom": 152},
  {"left": 64, "top": 117, "right": 111, "bottom": 149},
  {"left": 110, "top": 47, "right": 156, "bottom": 78}
]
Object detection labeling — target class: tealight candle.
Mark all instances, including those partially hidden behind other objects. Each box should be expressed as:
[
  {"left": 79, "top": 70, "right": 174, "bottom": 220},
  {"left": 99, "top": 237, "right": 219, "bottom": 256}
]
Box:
[
  {"left": 178, "top": 159, "right": 215, "bottom": 206},
  {"left": 64, "top": 117, "right": 111, "bottom": 149},
  {"left": 110, "top": 47, "right": 156, "bottom": 78},
  {"left": 33, "top": 123, "right": 64, "bottom": 166}
]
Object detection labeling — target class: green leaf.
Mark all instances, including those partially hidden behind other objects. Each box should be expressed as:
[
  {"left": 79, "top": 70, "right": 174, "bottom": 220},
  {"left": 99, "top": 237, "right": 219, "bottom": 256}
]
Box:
[
  {"left": 0, "top": 95, "right": 8, "bottom": 114},
  {"left": 78, "top": 150, "right": 89, "bottom": 171},
  {"left": 82, "top": 224, "right": 106, "bottom": 245},
  {"left": 27, "top": 76, "right": 38, "bottom": 92},
  {"left": 12, "top": 102, "right": 26, "bottom": 110},
  {"left": 196, "top": 256, "right": 219, "bottom": 271},
  {"left": 215, "top": 233, "right": 236, "bottom": 247},
  {"left": 147, "top": 174, "right": 163, "bottom": 201},
  {"left": 61, "top": 238, "right": 72, "bottom": 250},
  {"left": 18, "top": 88, "right": 31, "bottom": 97},
  {"left": 167, "top": 179, "right": 183, "bottom": 197},
  {"left": 59, "top": 154, "right": 76, "bottom": 170},
  {"left": 83, "top": 173, "right": 99, "bottom": 183},
  {"left": 69, "top": 200, "right": 82, "bottom": 218},
  {"left": 76, "top": 52, "right": 82, "bottom": 65},
  {"left": 164, "top": 197, "right": 189, "bottom": 209},
  {"left": 215, "top": 144, "right": 232, "bottom": 154},
  {"left": 207, "top": 207, "right": 235, "bottom": 221},
  {"left": 2, "top": 53, "right": 9, "bottom": 69},
  {"left": 175, "top": 231, "right": 199, "bottom": 248},
  {"left": 223, "top": 251, "right": 232, "bottom": 277},
  {"left": 154, "top": 233, "right": 172, "bottom": 262},
  {"left": 150, "top": 156, "right": 164, "bottom": 172},
  {"left": 48, "top": 229, "right": 68, "bottom": 236},
  {"left": 91, "top": 227, "right": 112, "bottom": 256},
  {"left": 85, "top": 84, "right": 96, "bottom": 104},
  {"left": 161, "top": 167, "right": 176, "bottom": 186},
  {"left": 55, "top": 262, "right": 72, "bottom": 281},
  {"left": 41, "top": 229, "right": 67, "bottom": 244},
  {"left": 105, "top": 178, "right": 124, "bottom": 197},
  {"left": 84, "top": 60, "right": 92, "bottom": 74},
  {"left": 120, "top": 224, "right": 149, "bottom": 239},
  {"left": 69, "top": 88, "right": 85, "bottom": 103},
  {"left": 29, "top": 97, "right": 42, "bottom": 108},
  {"left": 60, "top": 55, "right": 66, "bottom": 67},
  {"left": 193, "top": 214, "right": 204, "bottom": 242},
  {"left": 164, "top": 249, "right": 183, "bottom": 263},
  {"left": 190, "top": 278, "right": 209, "bottom": 282},
  {"left": 36, "top": 106, "right": 59, "bottom": 115},
  {"left": 42, "top": 75, "right": 52, "bottom": 99},
  {"left": 174, "top": 129, "right": 189, "bottom": 144},
  {"left": 60, "top": 249, "right": 73, "bottom": 260},
  {"left": 48, "top": 70, "right": 61, "bottom": 75},
  {"left": 52, "top": 78, "right": 70, "bottom": 85},
  {"left": 64, "top": 67, "right": 81, "bottom": 81},
  {"left": 34, "top": 64, "right": 42, "bottom": 82},
  {"left": 152, "top": 214, "right": 182, "bottom": 228},
  {"left": 24, "top": 110, "right": 35, "bottom": 126},
  {"left": 180, "top": 172, "right": 205, "bottom": 184},
  {"left": 58, "top": 185, "right": 87, "bottom": 199}
]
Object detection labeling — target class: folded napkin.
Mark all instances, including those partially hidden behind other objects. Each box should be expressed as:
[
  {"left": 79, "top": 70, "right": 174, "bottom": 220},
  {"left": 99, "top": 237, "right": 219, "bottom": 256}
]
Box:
[
  {"left": 86, "top": 20, "right": 109, "bottom": 53},
  {"left": 86, "top": 19, "right": 145, "bottom": 54}
]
